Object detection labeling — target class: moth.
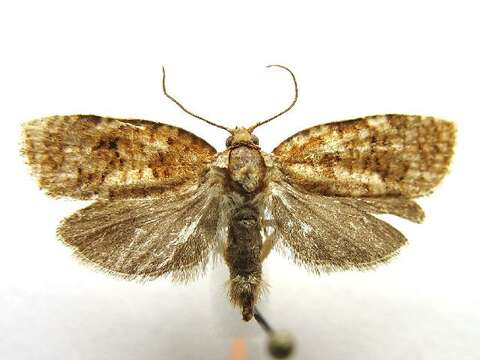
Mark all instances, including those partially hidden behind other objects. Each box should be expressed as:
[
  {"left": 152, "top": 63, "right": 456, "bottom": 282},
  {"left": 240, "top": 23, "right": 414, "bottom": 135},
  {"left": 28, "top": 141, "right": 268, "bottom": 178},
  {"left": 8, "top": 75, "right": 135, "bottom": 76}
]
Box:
[{"left": 21, "top": 65, "right": 456, "bottom": 321}]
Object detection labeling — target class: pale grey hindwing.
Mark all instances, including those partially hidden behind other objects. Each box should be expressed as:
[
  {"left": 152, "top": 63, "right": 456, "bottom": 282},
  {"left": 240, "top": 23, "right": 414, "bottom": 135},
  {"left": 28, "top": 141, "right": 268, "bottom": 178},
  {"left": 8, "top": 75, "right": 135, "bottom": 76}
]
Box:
[
  {"left": 255, "top": 172, "right": 408, "bottom": 273},
  {"left": 58, "top": 167, "right": 236, "bottom": 282}
]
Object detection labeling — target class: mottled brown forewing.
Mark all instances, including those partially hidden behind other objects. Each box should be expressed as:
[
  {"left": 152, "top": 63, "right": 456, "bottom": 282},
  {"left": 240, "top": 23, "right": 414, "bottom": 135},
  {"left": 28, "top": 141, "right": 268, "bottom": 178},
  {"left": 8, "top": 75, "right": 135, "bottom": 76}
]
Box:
[
  {"left": 22, "top": 115, "right": 216, "bottom": 199},
  {"left": 273, "top": 114, "right": 455, "bottom": 197}
]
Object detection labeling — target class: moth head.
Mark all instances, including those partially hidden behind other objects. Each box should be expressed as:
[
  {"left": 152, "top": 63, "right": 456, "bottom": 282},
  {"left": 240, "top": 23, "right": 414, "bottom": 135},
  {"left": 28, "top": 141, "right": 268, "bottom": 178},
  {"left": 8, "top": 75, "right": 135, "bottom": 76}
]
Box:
[{"left": 226, "top": 127, "right": 259, "bottom": 148}]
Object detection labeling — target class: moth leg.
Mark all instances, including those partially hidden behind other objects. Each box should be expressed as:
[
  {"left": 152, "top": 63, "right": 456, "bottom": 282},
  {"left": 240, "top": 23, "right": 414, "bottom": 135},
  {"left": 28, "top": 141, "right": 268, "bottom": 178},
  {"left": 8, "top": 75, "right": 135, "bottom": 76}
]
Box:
[{"left": 260, "top": 233, "right": 275, "bottom": 262}]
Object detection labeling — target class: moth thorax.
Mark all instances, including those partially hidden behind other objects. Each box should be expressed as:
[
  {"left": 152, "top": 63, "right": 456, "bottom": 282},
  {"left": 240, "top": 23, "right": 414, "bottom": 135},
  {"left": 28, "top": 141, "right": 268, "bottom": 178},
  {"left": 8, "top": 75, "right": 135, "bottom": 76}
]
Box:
[
  {"left": 228, "top": 146, "right": 266, "bottom": 193},
  {"left": 225, "top": 205, "right": 263, "bottom": 321}
]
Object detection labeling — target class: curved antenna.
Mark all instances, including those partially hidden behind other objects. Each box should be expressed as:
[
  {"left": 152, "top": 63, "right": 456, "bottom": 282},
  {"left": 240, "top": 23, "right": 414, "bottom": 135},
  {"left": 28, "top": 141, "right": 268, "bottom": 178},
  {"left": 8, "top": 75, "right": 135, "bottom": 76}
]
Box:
[
  {"left": 248, "top": 64, "right": 298, "bottom": 132},
  {"left": 162, "top": 67, "right": 232, "bottom": 133}
]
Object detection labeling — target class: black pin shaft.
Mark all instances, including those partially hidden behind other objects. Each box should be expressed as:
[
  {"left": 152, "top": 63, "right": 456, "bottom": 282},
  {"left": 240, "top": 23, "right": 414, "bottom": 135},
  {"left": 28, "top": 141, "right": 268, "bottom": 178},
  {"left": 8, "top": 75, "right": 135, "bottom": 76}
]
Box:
[{"left": 253, "top": 307, "right": 273, "bottom": 334}]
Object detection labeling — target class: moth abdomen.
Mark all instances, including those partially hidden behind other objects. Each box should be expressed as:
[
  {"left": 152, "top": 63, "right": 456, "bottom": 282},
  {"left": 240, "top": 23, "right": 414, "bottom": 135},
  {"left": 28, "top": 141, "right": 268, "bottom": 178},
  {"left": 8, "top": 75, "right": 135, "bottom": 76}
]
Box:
[{"left": 225, "top": 204, "right": 263, "bottom": 321}]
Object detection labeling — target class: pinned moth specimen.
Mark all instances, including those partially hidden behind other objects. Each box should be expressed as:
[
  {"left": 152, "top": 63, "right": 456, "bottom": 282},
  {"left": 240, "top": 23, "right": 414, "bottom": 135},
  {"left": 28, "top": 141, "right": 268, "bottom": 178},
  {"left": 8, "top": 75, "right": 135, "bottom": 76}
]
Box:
[{"left": 21, "top": 66, "right": 456, "bottom": 321}]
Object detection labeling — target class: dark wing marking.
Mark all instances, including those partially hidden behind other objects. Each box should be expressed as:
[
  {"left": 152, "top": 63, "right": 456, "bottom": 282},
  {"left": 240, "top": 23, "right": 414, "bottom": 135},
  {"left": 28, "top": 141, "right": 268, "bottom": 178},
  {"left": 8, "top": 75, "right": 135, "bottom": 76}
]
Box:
[
  {"left": 273, "top": 114, "right": 455, "bottom": 197},
  {"left": 57, "top": 170, "right": 231, "bottom": 281},
  {"left": 22, "top": 115, "right": 216, "bottom": 199}
]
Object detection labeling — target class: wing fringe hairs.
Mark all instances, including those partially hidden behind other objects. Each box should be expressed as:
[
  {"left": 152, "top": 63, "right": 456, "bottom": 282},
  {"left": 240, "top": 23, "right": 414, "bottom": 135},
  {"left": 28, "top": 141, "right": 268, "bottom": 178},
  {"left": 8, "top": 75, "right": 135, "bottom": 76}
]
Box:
[
  {"left": 57, "top": 177, "right": 234, "bottom": 283},
  {"left": 271, "top": 241, "right": 404, "bottom": 275},
  {"left": 335, "top": 197, "right": 425, "bottom": 224},
  {"left": 257, "top": 179, "right": 409, "bottom": 274}
]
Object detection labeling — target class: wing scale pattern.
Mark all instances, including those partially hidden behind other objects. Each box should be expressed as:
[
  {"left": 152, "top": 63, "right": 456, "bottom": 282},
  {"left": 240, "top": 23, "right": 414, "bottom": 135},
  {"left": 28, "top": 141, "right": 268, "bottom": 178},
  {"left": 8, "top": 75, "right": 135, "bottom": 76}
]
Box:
[
  {"left": 274, "top": 114, "right": 455, "bottom": 197},
  {"left": 22, "top": 115, "right": 216, "bottom": 199}
]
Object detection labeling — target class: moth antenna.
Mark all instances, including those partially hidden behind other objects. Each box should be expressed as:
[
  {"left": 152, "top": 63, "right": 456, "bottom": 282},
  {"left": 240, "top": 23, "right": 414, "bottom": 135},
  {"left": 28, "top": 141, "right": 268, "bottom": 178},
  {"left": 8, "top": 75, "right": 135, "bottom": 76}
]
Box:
[
  {"left": 162, "top": 66, "right": 233, "bottom": 133},
  {"left": 248, "top": 64, "right": 298, "bottom": 132}
]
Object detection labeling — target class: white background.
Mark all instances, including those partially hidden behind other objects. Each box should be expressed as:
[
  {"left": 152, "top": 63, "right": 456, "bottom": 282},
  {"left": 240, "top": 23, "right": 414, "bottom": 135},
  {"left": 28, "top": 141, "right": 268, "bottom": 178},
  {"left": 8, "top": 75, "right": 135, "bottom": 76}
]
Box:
[{"left": 1, "top": 1, "right": 479, "bottom": 359}]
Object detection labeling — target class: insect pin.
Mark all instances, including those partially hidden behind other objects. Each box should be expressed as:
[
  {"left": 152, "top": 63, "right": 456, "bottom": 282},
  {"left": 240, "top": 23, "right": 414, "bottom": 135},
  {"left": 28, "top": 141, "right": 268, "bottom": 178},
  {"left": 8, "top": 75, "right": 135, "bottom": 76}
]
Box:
[{"left": 21, "top": 65, "right": 456, "bottom": 321}]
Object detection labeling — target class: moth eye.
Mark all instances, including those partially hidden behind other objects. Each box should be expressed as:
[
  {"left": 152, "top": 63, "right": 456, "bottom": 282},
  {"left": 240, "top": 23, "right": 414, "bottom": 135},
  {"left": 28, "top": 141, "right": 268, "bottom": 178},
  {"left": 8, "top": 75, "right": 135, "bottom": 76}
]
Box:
[
  {"left": 226, "top": 136, "right": 233, "bottom": 147},
  {"left": 252, "top": 135, "right": 259, "bottom": 145}
]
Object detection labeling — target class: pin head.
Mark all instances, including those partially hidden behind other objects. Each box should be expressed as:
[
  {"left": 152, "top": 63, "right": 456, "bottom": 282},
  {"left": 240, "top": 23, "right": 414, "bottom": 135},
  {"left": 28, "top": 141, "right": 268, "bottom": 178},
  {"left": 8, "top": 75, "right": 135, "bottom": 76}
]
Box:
[{"left": 268, "top": 330, "right": 295, "bottom": 359}]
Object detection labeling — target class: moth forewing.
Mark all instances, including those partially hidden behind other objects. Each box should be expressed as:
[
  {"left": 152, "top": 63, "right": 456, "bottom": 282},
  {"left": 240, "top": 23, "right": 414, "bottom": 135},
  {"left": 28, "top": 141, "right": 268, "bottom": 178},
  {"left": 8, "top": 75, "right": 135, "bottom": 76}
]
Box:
[
  {"left": 21, "top": 115, "right": 216, "bottom": 200},
  {"left": 335, "top": 197, "right": 425, "bottom": 224},
  {"left": 273, "top": 114, "right": 456, "bottom": 198}
]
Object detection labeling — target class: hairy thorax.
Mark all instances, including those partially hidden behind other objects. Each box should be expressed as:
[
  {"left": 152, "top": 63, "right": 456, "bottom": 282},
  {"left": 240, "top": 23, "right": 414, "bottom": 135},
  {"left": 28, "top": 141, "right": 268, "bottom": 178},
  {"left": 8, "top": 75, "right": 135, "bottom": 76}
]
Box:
[{"left": 227, "top": 145, "right": 266, "bottom": 193}]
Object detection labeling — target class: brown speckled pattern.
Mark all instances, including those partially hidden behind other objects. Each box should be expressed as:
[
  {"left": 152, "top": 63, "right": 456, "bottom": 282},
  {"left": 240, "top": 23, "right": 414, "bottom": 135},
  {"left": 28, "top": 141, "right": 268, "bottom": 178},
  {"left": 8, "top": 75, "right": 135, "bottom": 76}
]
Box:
[
  {"left": 274, "top": 114, "right": 456, "bottom": 197},
  {"left": 21, "top": 115, "right": 216, "bottom": 199}
]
